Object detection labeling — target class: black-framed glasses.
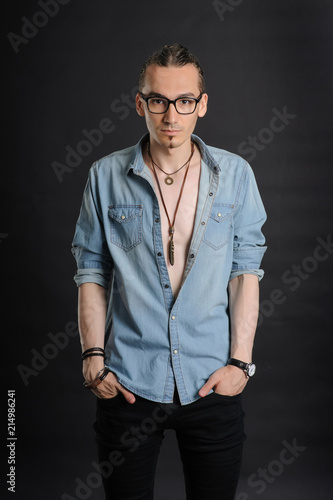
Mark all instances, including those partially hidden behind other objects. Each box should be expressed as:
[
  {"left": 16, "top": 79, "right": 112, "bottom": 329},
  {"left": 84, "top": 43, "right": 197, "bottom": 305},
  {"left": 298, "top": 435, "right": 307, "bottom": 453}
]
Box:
[{"left": 140, "top": 92, "right": 203, "bottom": 115}]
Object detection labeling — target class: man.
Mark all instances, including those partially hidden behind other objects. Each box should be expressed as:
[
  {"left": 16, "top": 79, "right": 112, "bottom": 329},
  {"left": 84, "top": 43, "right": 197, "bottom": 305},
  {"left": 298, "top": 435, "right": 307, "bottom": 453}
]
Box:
[{"left": 72, "top": 43, "right": 267, "bottom": 500}]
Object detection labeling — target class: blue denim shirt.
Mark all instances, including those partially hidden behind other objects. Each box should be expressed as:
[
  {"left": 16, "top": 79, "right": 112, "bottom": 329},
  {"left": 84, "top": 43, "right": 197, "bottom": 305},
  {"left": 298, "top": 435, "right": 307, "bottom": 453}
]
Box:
[{"left": 72, "top": 133, "right": 267, "bottom": 405}]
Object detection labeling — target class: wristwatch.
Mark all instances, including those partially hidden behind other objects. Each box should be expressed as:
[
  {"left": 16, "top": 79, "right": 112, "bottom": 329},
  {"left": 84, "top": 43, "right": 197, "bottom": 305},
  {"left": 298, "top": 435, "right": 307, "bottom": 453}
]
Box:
[{"left": 227, "top": 358, "right": 256, "bottom": 378}]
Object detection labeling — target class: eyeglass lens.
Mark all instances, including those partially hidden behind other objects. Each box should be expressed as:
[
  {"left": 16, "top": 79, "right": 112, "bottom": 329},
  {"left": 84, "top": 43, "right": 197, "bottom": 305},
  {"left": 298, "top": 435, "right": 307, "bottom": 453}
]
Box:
[{"left": 148, "top": 97, "right": 197, "bottom": 114}]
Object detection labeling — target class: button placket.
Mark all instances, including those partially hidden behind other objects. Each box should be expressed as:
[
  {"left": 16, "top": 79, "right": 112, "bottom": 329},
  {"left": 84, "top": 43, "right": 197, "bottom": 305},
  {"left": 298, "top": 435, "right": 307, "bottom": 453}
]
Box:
[
  {"left": 152, "top": 199, "right": 173, "bottom": 310},
  {"left": 170, "top": 315, "right": 178, "bottom": 354},
  {"left": 168, "top": 303, "right": 189, "bottom": 404},
  {"left": 181, "top": 164, "right": 219, "bottom": 284}
]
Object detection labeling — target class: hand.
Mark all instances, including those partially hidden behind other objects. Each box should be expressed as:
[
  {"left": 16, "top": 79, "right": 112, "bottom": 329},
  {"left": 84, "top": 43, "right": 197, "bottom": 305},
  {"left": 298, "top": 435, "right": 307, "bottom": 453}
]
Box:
[
  {"left": 83, "top": 357, "right": 136, "bottom": 404},
  {"left": 198, "top": 365, "right": 248, "bottom": 398},
  {"left": 92, "top": 371, "right": 136, "bottom": 404}
]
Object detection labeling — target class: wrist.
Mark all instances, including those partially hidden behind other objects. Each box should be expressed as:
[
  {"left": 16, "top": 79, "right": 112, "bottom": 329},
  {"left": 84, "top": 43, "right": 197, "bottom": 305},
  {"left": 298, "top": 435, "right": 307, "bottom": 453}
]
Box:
[
  {"left": 83, "top": 367, "right": 110, "bottom": 390},
  {"left": 81, "top": 347, "right": 105, "bottom": 361},
  {"left": 227, "top": 357, "right": 256, "bottom": 378},
  {"left": 82, "top": 356, "right": 105, "bottom": 381},
  {"left": 230, "top": 348, "right": 252, "bottom": 364}
]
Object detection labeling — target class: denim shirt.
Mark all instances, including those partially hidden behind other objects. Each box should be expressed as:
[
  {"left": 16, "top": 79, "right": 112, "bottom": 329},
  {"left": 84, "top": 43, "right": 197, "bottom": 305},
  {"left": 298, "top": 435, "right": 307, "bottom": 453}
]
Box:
[{"left": 71, "top": 133, "right": 267, "bottom": 405}]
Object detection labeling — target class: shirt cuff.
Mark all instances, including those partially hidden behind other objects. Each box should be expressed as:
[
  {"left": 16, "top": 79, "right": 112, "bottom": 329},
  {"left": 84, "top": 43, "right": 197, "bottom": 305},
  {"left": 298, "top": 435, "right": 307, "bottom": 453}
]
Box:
[
  {"left": 229, "top": 269, "right": 265, "bottom": 282},
  {"left": 73, "top": 268, "right": 111, "bottom": 289}
]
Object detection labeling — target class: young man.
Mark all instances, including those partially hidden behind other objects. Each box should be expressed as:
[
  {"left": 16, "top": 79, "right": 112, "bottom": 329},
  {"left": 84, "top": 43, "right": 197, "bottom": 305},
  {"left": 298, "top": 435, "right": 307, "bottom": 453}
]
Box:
[{"left": 72, "top": 43, "right": 267, "bottom": 500}]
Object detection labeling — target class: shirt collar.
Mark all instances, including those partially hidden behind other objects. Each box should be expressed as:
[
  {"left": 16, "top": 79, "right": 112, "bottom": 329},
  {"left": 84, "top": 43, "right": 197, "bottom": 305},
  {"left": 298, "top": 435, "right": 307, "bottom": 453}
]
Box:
[{"left": 127, "top": 133, "right": 220, "bottom": 175}]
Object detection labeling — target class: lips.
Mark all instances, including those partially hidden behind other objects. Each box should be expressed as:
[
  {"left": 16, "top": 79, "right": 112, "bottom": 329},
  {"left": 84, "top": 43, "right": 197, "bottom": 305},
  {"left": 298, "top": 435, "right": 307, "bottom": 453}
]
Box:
[{"left": 161, "top": 129, "right": 181, "bottom": 135}]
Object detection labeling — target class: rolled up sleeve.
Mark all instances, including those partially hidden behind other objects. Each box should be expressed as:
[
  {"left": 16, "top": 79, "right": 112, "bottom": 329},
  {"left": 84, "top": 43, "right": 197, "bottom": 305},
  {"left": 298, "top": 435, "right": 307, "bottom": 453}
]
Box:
[
  {"left": 71, "top": 165, "right": 112, "bottom": 288},
  {"left": 229, "top": 164, "right": 267, "bottom": 281}
]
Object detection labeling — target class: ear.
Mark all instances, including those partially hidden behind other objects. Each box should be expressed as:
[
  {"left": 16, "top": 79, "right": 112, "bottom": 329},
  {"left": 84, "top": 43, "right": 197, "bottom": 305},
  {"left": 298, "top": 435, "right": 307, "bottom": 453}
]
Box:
[
  {"left": 198, "top": 93, "right": 208, "bottom": 118},
  {"left": 136, "top": 93, "right": 145, "bottom": 117}
]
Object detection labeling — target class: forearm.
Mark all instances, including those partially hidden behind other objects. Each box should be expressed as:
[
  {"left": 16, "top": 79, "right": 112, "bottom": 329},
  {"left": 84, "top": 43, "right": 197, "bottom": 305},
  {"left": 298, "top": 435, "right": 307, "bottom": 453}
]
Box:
[
  {"left": 78, "top": 282, "right": 108, "bottom": 382},
  {"left": 76, "top": 283, "right": 135, "bottom": 402},
  {"left": 228, "top": 273, "right": 259, "bottom": 363},
  {"left": 78, "top": 282, "right": 107, "bottom": 352}
]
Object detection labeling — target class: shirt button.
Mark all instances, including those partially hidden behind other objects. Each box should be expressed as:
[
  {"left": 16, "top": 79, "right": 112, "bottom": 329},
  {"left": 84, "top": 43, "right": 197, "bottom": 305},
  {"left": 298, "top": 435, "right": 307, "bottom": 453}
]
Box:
[
  {"left": 217, "top": 213, "right": 222, "bottom": 217},
  {"left": 164, "top": 284, "right": 169, "bottom": 289},
  {"left": 155, "top": 218, "right": 160, "bottom": 223},
  {"left": 209, "top": 192, "right": 213, "bottom": 197},
  {"left": 173, "top": 349, "right": 178, "bottom": 354},
  {"left": 121, "top": 215, "right": 126, "bottom": 220},
  {"left": 190, "top": 254, "right": 194, "bottom": 259},
  {"left": 201, "top": 221, "right": 205, "bottom": 226},
  {"left": 171, "top": 315, "right": 176, "bottom": 320},
  {"left": 157, "top": 252, "right": 162, "bottom": 257}
]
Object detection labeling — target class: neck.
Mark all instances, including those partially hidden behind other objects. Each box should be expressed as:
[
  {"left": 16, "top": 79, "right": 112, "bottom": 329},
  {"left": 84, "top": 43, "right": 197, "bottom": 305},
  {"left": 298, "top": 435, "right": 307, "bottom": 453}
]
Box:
[{"left": 147, "top": 137, "right": 194, "bottom": 174}]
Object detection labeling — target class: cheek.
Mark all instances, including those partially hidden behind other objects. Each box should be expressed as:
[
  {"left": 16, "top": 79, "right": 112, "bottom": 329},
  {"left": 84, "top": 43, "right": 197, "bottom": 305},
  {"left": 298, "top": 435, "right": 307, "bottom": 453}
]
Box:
[
  {"left": 185, "top": 116, "right": 199, "bottom": 133},
  {"left": 142, "top": 114, "right": 153, "bottom": 134},
  {"left": 145, "top": 113, "right": 159, "bottom": 130}
]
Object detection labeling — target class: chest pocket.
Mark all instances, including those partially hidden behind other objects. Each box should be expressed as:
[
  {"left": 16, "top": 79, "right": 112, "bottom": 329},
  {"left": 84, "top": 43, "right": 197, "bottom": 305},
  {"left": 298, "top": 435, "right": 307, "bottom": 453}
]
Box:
[
  {"left": 203, "top": 203, "right": 234, "bottom": 250},
  {"left": 108, "top": 205, "right": 142, "bottom": 251}
]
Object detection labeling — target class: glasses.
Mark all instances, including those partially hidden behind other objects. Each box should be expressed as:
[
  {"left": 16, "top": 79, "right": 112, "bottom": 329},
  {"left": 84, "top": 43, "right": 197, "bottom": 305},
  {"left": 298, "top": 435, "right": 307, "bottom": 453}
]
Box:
[{"left": 140, "top": 92, "right": 203, "bottom": 115}]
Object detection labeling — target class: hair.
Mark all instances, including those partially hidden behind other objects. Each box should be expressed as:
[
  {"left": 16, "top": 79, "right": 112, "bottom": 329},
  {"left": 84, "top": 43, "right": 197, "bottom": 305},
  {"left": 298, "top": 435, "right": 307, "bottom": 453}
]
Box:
[{"left": 138, "top": 43, "right": 206, "bottom": 94}]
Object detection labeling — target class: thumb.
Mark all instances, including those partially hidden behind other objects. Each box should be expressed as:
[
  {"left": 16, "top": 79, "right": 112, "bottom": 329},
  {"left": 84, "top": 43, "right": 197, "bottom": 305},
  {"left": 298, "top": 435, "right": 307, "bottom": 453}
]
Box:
[
  {"left": 118, "top": 385, "right": 136, "bottom": 404},
  {"left": 198, "top": 375, "right": 216, "bottom": 398}
]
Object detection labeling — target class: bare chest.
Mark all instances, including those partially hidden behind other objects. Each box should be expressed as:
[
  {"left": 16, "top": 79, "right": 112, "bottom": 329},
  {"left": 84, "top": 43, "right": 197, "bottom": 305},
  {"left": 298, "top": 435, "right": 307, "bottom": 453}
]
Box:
[{"left": 150, "top": 159, "right": 201, "bottom": 296}]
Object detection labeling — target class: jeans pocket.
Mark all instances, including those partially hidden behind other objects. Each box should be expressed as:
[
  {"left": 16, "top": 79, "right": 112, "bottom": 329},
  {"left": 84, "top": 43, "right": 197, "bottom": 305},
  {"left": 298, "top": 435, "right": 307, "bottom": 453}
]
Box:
[
  {"left": 212, "top": 392, "right": 242, "bottom": 402},
  {"left": 98, "top": 393, "right": 121, "bottom": 405},
  {"left": 108, "top": 204, "right": 142, "bottom": 251},
  {"left": 203, "top": 203, "right": 234, "bottom": 250}
]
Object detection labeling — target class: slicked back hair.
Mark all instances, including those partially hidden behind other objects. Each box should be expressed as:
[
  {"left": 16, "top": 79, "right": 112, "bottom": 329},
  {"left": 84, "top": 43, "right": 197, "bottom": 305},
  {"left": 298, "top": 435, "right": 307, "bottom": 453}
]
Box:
[{"left": 139, "top": 43, "right": 206, "bottom": 94}]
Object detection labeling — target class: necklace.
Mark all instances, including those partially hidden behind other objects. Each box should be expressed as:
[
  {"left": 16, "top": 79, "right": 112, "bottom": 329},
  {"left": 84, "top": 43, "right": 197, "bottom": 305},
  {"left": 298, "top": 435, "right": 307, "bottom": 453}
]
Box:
[
  {"left": 147, "top": 142, "right": 194, "bottom": 185},
  {"left": 151, "top": 145, "right": 194, "bottom": 266}
]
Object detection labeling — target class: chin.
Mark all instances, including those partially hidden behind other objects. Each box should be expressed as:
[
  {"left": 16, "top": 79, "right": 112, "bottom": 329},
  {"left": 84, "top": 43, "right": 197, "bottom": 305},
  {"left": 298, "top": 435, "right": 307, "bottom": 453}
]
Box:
[
  {"left": 166, "top": 140, "right": 179, "bottom": 149},
  {"left": 159, "top": 135, "right": 184, "bottom": 149}
]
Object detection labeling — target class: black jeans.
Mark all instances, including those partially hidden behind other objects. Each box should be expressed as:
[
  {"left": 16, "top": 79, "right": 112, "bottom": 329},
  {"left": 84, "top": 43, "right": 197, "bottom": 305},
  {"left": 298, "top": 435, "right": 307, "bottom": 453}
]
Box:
[{"left": 94, "top": 390, "right": 245, "bottom": 500}]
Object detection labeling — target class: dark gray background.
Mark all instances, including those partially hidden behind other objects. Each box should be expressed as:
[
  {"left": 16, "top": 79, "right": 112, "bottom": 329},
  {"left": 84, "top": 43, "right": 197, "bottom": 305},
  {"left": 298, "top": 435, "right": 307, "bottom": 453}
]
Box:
[{"left": 2, "top": 1, "right": 333, "bottom": 499}]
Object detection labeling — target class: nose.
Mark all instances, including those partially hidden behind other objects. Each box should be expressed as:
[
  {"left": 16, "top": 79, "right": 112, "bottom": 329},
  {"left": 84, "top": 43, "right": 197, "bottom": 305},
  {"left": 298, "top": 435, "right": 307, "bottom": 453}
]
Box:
[{"left": 163, "top": 102, "right": 178, "bottom": 124}]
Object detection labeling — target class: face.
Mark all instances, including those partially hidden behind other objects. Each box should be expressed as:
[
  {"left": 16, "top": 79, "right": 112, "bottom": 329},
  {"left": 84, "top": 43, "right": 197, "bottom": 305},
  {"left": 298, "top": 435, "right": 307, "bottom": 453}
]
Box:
[{"left": 136, "top": 64, "right": 208, "bottom": 151}]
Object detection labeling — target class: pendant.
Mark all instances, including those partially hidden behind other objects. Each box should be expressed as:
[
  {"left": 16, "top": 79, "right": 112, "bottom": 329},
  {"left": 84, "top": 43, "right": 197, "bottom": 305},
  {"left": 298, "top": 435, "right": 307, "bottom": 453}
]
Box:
[
  {"left": 168, "top": 235, "right": 175, "bottom": 266},
  {"left": 168, "top": 228, "right": 175, "bottom": 266},
  {"left": 165, "top": 176, "right": 173, "bottom": 185}
]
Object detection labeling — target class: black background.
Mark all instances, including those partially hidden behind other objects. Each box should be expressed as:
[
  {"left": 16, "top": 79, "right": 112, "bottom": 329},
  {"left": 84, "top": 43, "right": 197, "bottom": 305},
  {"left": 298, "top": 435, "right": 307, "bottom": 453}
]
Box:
[{"left": 2, "top": 1, "right": 333, "bottom": 499}]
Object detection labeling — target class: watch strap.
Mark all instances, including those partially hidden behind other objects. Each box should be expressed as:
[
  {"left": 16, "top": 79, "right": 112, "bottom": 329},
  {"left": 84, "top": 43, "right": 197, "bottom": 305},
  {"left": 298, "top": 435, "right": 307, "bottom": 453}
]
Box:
[{"left": 227, "top": 358, "right": 249, "bottom": 371}]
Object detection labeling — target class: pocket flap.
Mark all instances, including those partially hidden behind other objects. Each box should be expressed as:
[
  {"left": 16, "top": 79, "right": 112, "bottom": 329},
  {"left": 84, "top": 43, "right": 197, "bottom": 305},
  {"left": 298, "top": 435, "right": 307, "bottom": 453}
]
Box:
[
  {"left": 209, "top": 204, "right": 234, "bottom": 223},
  {"left": 108, "top": 205, "right": 142, "bottom": 224}
]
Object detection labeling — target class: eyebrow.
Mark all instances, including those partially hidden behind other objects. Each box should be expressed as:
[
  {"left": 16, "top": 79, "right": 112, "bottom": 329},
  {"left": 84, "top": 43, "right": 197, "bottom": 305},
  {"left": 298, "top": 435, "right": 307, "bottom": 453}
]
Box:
[{"left": 145, "top": 92, "right": 197, "bottom": 98}]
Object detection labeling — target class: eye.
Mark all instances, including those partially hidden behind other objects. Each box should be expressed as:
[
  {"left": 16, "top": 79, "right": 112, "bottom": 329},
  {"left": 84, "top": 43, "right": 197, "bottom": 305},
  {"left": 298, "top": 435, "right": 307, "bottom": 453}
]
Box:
[
  {"left": 179, "top": 99, "right": 192, "bottom": 105},
  {"left": 151, "top": 98, "right": 165, "bottom": 105}
]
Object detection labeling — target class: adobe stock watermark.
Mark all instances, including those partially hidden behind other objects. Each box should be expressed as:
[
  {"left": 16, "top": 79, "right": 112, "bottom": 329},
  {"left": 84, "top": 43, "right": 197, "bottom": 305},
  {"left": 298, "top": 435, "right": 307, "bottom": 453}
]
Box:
[
  {"left": 51, "top": 85, "right": 139, "bottom": 183},
  {"left": 17, "top": 321, "right": 78, "bottom": 386},
  {"left": 212, "top": 0, "right": 245, "bottom": 23},
  {"left": 238, "top": 106, "right": 297, "bottom": 162},
  {"left": 258, "top": 234, "right": 332, "bottom": 327},
  {"left": 234, "top": 234, "right": 333, "bottom": 335},
  {"left": 7, "top": 0, "right": 72, "bottom": 54},
  {"left": 236, "top": 438, "right": 307, "bottom": 499},
  {"left": 61, "top": 401, "right": 178, "bottom": 500}
]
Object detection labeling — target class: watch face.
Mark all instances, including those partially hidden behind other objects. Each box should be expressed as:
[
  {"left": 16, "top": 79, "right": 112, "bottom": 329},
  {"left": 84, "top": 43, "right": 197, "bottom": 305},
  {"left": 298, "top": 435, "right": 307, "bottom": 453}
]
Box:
[{"left": 247, "top": 364, "right": 256, "bottom": 377}]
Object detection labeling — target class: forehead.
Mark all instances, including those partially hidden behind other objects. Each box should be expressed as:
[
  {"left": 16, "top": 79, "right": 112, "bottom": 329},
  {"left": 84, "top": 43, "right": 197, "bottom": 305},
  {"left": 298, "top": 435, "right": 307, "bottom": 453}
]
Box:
[{"left": 143, "top": 64, "right": 201, "bottom": 96}]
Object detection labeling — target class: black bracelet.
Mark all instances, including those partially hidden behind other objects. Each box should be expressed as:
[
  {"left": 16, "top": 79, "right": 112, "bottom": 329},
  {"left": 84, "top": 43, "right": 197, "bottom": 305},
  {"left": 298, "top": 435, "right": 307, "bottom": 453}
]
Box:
[
  {"left": 99, "top": 367, "right": 110, "bottom": 383},
  {"left": 83, "top": 367, "right": 109, "bottom": 389},
  {"left": 82, "top": 352, "right": 106, "bottom": 361},
  {"left": 81, "top": 347, "right": 105, "bottom": 359}
]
